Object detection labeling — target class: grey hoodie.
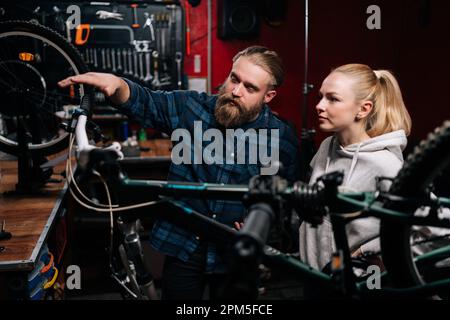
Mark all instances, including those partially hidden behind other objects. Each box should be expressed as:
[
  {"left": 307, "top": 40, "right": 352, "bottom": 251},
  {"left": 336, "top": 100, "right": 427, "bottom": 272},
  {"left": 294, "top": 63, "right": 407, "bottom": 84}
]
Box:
[{"left": 299, "top": 130, "right": 407, "bottom": 270}]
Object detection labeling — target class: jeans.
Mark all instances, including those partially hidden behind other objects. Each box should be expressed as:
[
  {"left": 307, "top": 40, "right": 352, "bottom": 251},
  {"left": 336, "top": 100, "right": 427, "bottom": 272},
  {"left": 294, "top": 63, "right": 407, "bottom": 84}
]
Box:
[{"left": 161, "top": 243, "right": 230, "bottom": 300}]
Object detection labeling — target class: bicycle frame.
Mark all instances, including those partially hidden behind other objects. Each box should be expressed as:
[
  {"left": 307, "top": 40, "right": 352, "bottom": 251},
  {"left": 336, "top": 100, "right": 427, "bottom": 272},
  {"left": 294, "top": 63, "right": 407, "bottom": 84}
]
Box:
[
  {"left": 70, "top": 107, "right": 450, "bottom": 299},
  {"left": 116, "top": 177, "right": 450, "bottom": 298}
]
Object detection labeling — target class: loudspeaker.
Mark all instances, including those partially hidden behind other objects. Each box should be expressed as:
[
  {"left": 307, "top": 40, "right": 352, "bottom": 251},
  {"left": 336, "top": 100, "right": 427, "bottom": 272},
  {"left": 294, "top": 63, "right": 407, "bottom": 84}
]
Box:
[{"left": 217, "top": 0, "right": 260, "bottom": 40}]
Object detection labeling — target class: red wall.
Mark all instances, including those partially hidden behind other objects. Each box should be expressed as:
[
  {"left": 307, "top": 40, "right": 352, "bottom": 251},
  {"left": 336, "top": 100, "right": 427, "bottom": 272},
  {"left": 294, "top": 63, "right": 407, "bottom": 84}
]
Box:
[{"left": 183, "top": 0, "right": 449, "bottom": 145}]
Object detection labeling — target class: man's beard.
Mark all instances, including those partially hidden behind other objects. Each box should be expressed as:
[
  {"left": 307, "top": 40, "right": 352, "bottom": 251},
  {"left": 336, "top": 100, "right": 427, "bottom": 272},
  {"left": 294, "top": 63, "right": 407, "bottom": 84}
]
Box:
[{"left": 214, "top": 88, "right": 263, "bottom": 128}]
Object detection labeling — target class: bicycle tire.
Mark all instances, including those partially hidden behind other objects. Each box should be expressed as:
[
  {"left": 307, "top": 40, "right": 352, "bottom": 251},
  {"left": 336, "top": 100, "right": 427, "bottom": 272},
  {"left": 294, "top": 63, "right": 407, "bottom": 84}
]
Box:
[
  {"left": 0, "top": 20, "right": 89, "bottom": 157},
  {"left": 380, "top": 121, "right": 450, "bottom": 296}
]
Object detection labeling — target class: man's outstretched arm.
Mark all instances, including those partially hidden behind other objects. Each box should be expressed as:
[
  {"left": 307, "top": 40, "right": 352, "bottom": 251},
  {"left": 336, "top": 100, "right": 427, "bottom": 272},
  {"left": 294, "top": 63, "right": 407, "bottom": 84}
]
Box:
[{"left": 58, "top": 72, "right": 130, "bottom": 105}]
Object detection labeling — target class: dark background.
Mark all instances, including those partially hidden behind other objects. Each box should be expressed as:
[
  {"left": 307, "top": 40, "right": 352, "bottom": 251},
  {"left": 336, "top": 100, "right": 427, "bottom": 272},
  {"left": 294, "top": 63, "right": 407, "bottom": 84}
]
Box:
[{"left": 185, "top": 0, "right": 449, "bottom": 147}]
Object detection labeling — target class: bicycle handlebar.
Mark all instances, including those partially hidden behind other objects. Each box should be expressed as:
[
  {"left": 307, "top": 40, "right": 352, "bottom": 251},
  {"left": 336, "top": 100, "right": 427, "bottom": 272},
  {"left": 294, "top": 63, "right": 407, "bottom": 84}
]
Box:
[{"left": 232, "top": 203, "right": 275, "bottom": 264}]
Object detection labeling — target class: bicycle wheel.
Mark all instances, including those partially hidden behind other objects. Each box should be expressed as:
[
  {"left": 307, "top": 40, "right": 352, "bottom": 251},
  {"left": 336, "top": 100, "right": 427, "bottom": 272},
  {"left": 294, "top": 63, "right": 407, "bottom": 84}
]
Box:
[
  {"left": 380, "top": 121, "right": 450, "bottom": 298},
  {"left": 0, "top": 20, "right": 88, "bottom": 157}
]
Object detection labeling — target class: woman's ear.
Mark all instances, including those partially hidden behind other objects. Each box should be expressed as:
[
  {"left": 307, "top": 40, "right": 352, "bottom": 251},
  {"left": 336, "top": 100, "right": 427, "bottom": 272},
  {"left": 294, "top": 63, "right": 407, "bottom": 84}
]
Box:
[{"left": 356, "top": 101, "right": 373, "bottom": 119}]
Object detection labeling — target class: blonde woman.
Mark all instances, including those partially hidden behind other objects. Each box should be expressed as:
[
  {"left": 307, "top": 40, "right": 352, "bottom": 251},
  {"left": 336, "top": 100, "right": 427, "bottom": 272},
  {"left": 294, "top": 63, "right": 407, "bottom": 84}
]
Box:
[{"left": 299, "top": 64, "right": 412, "bottom": 272}]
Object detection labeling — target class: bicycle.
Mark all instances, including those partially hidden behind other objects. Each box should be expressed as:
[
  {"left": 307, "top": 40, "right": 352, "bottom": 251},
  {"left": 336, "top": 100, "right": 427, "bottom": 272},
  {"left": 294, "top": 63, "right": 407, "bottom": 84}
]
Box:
[
  {"left": 0, "top": 20, "right": 157, "bottom": 299},
  {"left": 0, "top": 20, "right": 91, "bottom": 192},
  {"left": 1, "top": 20, "right": 449, "bottom": 300},
  {"left": 68, "top": 92, "right": 450, "bottom": 299}
]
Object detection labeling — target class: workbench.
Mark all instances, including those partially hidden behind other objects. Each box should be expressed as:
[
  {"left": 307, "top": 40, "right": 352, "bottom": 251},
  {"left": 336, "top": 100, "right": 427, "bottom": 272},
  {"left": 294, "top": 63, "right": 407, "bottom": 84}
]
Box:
[
  {"left": 0, "top": 138, "right": 172, "bottom": 299},
  {"left": 0, "top": 153, "right": 68, "bottom": 299}
]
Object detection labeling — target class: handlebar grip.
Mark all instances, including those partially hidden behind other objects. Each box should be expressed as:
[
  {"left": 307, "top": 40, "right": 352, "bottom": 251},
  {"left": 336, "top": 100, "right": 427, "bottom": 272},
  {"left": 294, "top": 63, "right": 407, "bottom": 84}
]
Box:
[
  {"left": 232, "top": 203, "right": 275, "bottom": 266},
  {"left": 80, "top": 90, "right": 94, "bottom": 112}
]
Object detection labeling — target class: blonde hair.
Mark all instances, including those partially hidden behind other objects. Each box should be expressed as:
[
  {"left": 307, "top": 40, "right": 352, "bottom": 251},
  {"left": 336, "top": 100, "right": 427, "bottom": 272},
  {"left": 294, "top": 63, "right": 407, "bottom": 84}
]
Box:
[{"left": 333, "top": 64, "right": 411, "bottom": 136}]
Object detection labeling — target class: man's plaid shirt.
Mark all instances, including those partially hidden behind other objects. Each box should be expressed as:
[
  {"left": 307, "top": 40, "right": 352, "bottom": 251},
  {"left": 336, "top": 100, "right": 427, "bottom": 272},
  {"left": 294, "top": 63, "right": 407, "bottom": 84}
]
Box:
[{"left": 118, "top": 79, "right": 299, "bottom": 272}]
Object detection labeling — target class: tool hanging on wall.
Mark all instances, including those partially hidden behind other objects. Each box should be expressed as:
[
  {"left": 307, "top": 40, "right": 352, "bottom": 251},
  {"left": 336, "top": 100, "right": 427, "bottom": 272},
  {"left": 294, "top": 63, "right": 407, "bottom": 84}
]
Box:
[
  {"left": 139, "top": 52, "right": 145, "bottom": 80},
  {"left": 117, "top": 49, "right": 122, "bottom": 72},
  {"left": 151, "top": 50, "right": 161, "bottom": 88},
  {"left": 168, "top": 6, "right": 176, "bottom": 59},
  {"left": 131, "top": 4, "right": 140, "bottom": 28},
  {"left": 106, "top": 48, "right": 111, "bottom": 69},
  {"left": 111, "top": 48, "right": 117, "bottom": 72},
  {"left": 67, "top": 2, "right": 184, "bottom": 91},
  {"left": 93, "top": 48, "right": 98, "bottom": 68},
  {"left": 143, "top": 12, "right": 156, "bottom": 42},
  {"left": 96, "top": 10, "right": 124, "bottom": 20},
  {"left": 127, "top": 49, "right": 133, "bottom": 76},
  {"left": 122, "top": 49, "right": 129, "bottom": 75},
  {"left": 75, "top": 24, "right": 135, "bottom": 46},
  {"left": 175, "top": 51, "right": 182, "bottom": 89},
  {"left": 133, "top": 49, "right": 139, "bottom": 79},
  {"left": 144, "top": 51, "right": 153, "bottom": 82},
  {"left": 101, "top": 48, "right": 106, "bottom": 69}
]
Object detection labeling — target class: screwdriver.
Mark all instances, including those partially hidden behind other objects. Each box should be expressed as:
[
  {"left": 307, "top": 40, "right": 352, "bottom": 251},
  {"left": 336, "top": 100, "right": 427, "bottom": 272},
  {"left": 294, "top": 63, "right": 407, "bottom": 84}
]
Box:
[{"left": 131, "top": 4, "right": 140, "bottom": 28}]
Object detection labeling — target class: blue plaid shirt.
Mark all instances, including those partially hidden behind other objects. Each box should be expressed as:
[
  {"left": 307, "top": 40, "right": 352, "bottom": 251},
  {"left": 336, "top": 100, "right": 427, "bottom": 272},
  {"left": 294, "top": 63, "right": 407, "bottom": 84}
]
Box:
[{"left": 118, "top": 79, "right": 299, "bottom": 273}]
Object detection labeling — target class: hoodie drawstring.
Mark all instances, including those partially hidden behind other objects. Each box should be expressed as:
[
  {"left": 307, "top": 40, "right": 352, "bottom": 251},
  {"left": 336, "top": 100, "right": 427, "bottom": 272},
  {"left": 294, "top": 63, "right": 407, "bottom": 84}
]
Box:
[
  {"left": 325, "top": 136, "right": 362, "bottom": 186},
  {"left": 346, "top": 142, "right": 362, "bottom": 185},
  {"left": 324, "top": 136, "right": 335, "bottom": 174}
]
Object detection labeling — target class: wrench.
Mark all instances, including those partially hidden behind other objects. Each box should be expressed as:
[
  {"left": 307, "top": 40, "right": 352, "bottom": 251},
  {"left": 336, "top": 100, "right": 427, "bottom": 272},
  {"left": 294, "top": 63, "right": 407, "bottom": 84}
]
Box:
[
  {"left": 84, "top": 49, "right": 89, "bottom": 64},
  {"left": 86, "top": 48, "right": 90, "bottom": 64},
  {"left": 92, "top": 48, "right": 96, "bottom": 64},
  {"left": 101, "top": 48, "right": 106, "bottom": 69},
  {"left": 175, "top": 51, "right": 182, "bottom": 89},
  {"left": 168, "top": 6, "right": 176, "bottom": 57},
  {"left": 122, "top": 49, "right": 128, "bottom": 74},
  {"left": 138, "top": 52, "right": 145, "bottom": 81},
  {"left": 127, "top": 49, "right": 133, "bottom": 75},
  {"left": 161, "top": 13, "right": 169, "bottom": 57},
  {"left": 133, "top": 50, "right": 139, "bottom": 79},
  {"left": 144, "top": 51, "right": 153, "bottom": 82},
  {"left": 117, "top": 48, "right": 122, "bottom": 72},
  {"left": 93, "top": 48, "right": 98, "bottom": 68},
  {"left": 151, "top": 50, "right": 161, "bottom": 88},
  {"left": 156, "top": 13, "right": 161, "bottom": 54},
  {"left": 106, "top": 48, "right": 111, "bottom": 69},
  {"left": 161, "top": 29, "right": 166, "bottom": 57},
  {"left": 112, "top": 48, "right": 117, "bottom": 72}
]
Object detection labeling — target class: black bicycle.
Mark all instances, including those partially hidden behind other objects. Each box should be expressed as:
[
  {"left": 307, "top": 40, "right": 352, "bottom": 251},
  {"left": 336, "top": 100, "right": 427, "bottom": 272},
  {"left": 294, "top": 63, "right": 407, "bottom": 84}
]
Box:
[
  {"left": 68, "top": 94, "right": 450, "bottom": 299},
  {"left": 1, "top": 20, "right": 449, "bottom": 300}
]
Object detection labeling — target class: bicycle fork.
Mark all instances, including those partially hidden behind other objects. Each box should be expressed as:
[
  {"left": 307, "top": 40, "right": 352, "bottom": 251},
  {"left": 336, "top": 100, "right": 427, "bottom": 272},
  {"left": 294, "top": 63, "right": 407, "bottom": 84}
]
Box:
[
  {"left": 115, "top": 217, "right": 159, "bottom": 300},
  {"left": 329, "top": 215, "right": 358, "bottom": 298}
]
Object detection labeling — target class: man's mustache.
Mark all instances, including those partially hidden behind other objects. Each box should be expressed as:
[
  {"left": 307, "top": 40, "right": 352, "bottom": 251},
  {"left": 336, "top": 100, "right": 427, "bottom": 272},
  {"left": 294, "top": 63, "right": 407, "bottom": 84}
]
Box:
[{"left": 218, "top": 93, "right": 243, "bottom": 111}]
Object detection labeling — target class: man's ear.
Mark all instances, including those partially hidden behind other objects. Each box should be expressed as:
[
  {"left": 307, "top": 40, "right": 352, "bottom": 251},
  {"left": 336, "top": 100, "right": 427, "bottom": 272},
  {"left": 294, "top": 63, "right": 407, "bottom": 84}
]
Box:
[
  {"left": 357, "top": 100, "right": 373, "bottom": 119},
  {"left": 264, "top": 90, "right": 277, "bottom": 104}
]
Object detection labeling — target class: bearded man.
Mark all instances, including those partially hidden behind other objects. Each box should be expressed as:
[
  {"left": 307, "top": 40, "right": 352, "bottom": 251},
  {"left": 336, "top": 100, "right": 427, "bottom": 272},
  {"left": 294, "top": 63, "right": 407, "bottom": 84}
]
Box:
[{"left": 59, "top": 46, "right": 299, "bottom": 300}]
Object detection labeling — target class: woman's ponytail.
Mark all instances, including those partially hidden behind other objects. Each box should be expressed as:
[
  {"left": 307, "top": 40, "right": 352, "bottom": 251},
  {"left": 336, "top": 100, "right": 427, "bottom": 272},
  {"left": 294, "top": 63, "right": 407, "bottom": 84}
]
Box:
[
  {"left": 333, "top": 64, "right": 411, "bottom": 137},
  {"left": 368, "top": 70, "right": 411, "bottom": 136}
]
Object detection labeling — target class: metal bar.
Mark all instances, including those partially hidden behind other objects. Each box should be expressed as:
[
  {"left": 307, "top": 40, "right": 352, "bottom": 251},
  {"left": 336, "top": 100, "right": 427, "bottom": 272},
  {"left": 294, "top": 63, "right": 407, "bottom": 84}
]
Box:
[
  {"left": 207, "top": 0, "right": 212, "bottom": 94},
  {"left": 120, "top": 178, "right": 249, "bottom": 201}
]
